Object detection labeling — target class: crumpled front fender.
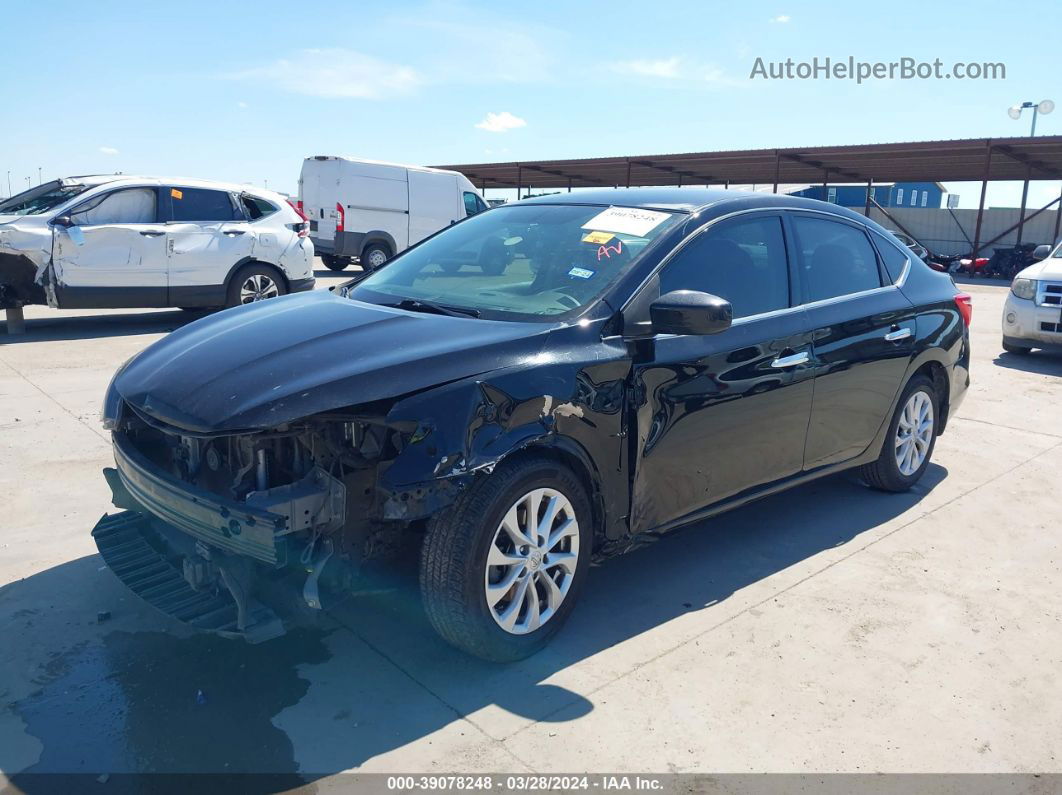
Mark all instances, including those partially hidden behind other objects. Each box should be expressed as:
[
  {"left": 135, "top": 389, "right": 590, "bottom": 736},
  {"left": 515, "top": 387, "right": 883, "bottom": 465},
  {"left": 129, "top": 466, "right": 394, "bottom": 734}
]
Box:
[{"left": 377, "top": 349, "right": 632, "bottom": 540}]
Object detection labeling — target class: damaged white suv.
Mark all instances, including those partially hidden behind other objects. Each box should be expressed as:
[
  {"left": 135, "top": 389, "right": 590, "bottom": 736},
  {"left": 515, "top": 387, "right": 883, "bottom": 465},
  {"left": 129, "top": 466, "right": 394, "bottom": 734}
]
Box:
[{"left": 0, "top": 175, "right": 315, "bottom": 312}]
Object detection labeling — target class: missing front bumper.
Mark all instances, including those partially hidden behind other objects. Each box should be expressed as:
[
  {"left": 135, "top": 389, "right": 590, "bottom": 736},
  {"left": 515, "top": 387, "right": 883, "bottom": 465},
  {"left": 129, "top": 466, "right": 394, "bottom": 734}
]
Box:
[{"left": 92, "top": 511, "right": 286, "bottom": 643}]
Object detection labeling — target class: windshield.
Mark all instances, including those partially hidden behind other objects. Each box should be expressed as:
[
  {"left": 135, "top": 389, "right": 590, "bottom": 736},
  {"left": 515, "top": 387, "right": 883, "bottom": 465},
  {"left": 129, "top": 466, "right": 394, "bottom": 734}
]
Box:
[
  {"left": 349, "top": 203, "right": 681, "bottom": 321},
  {"left": 0, "top": 181, "right": 92, "bottom": 216}
]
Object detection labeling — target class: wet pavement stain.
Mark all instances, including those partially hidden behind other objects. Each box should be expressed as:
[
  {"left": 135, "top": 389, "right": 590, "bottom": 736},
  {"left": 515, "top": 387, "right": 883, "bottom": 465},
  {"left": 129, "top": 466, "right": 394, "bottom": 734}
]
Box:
[{"left": 8, "top": 627, "right": 332, "bottom": 783}]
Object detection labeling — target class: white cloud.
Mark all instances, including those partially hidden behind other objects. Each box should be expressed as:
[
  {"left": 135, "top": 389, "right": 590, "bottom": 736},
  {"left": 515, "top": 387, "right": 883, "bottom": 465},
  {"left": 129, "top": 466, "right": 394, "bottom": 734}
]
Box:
[
  {"left": 611, "top": 57, "right": 682, "bottom": 79},
  {"left": 99, "top": 146, "right": 119, "bottom": 156},
  {"left": 609, "top": 57, "right": 731, "bottom": 85},
  {"left": 475, "top": 112, "right": 527, "bottom": 133},
  {"left": 228, "top": 48, "right": 419, "bottom": 99},
  {"left": 237, "top": 101, "right": 248, "bottom": 109},
  {"left": 770, "top": 14, "right": 791, "bottom": 22}
]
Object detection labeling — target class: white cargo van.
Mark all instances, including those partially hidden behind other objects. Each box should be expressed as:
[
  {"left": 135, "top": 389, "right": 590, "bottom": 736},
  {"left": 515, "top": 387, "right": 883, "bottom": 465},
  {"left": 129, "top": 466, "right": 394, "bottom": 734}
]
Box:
[{"left": 298, "top": 157, "right": 488, "bottom": 272}]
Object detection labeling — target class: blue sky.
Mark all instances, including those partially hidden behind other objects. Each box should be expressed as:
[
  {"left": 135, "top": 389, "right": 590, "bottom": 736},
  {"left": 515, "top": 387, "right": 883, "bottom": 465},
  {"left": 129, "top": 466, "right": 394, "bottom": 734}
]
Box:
[{"left": 2, "top": 0, "right": 1060, "bottom": 209}]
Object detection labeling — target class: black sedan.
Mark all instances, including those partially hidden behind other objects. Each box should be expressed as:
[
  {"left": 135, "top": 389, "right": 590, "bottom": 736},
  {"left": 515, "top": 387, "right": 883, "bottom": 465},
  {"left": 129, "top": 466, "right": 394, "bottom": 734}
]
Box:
[{"left": 95, "top": 188, "right": 971, "bottom": 661}]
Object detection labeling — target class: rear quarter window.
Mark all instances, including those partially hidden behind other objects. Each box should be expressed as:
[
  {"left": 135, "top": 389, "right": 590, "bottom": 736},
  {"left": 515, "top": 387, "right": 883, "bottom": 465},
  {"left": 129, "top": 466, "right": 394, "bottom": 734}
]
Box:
[
  {"left": 241, "top": 195, "right": 278, "bottom": 220},
  {"left": 870, "top": 230, "right": 912, "bottom": 283}
]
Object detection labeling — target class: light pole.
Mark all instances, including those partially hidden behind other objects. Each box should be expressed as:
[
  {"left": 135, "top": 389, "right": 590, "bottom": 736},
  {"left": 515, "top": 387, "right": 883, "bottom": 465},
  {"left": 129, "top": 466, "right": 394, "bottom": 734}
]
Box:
[
  {"left": 1008, "top": 100, "right": 1054, "bottom": 246},
  {"left": 38, "top": 167, "right": 42, "bottom": 185},
  {"left": 1008, "top": 99, "right": 1054, "bottom": 136}
]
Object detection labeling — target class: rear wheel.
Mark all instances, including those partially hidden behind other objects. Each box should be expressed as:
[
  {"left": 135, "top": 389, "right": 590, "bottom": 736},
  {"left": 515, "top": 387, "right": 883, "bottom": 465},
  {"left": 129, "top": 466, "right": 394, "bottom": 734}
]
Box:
[
  {"left": 321, "top": 254, "right": 350, "bottom": 272},
  {"left": 420, "top": 457, "right": 591, "bottom": 661},
  {"left": 1002, "top": 340, "right": 1032, "bottom": 355},
  {"left": 361, "top": 244, "right": 389, "bottom": 271},
  {"left": 860, "top": 375, "right": 938, "bottom": 492},
  {"left": 226, "top": 264, "right": 287, "bottom": 308}
]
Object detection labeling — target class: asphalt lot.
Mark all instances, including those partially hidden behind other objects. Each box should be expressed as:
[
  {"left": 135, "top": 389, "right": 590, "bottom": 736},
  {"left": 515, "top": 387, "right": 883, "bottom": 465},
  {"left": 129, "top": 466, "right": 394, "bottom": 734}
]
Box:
[{"left": 1, "top": 269, "right": 1061, "bottom": 784}]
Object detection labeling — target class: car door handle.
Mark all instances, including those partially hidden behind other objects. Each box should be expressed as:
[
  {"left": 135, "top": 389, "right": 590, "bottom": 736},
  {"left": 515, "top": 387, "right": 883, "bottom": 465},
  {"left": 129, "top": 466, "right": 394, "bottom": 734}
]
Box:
[
  {"left": 139, "top": 229, "right": 165, "bottom": 237},
  {"left": 884, "top": 327, "right": 912, "bottom": 342},
  {"left": 770, "top": 351, "right": 809, "bottom": 369},
  {"left": 223, "top": 229, "right": 246, "bottom": 236}
]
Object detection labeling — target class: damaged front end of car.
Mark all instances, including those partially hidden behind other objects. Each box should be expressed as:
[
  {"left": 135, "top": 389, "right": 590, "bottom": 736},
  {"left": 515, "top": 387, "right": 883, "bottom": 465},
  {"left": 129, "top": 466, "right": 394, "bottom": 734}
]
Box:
[
  {"left": 0, "top": 228, "right": 55, "bottom": 310},
  {"left": 94, "top": 400, "right": 469, "bottom": 642}
]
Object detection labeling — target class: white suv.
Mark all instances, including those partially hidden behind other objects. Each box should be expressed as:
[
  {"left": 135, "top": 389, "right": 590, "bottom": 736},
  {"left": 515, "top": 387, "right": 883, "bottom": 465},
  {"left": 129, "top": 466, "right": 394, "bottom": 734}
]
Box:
[
  {"left": 0, "top": 175, "right": 314, "bottom": 312},
  {"left": 1002, "top": 241, "right": 1062, "bottom": 354}
]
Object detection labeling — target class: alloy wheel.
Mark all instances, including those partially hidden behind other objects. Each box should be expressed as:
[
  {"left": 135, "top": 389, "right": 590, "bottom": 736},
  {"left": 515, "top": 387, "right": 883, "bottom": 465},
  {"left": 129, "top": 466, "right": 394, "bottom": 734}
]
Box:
[
  {"left": 240, "top": 274, "right": 279, "bottom": 304},
  {"left": 895, "top": 390, "right": 934, "bottom": 476},
  {"left": 484, "top": 487, "right": 580, "bottom": 635}
]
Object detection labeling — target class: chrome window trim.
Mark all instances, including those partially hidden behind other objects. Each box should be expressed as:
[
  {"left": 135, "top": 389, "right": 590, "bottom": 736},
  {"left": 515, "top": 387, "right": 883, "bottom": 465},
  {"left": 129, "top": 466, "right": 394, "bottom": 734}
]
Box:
[{"left": 616, "top": 205, "right": 904, "bottom": 332}]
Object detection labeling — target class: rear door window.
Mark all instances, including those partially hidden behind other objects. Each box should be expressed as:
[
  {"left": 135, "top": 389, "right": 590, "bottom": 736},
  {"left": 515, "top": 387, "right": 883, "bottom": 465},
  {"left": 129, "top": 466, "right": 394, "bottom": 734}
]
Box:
[
  {"left": 168, "top": 188, "right": 239, "bottom": 222},
  {"left": 68, "top": 188, "right": 157, "bottom": 225},
  {"left": 791, "top": 216, "right": 883, "bottom": 303}
]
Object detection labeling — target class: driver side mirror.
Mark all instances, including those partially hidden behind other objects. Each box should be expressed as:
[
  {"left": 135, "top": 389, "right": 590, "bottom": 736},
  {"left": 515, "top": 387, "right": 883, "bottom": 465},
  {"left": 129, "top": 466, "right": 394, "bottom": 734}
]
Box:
[
  {"left": 650, "top": 290, "right": 733, "bottom": 336},
  {"left": 51, "top": 215, "right": 74, "bottom": 228},
  {"left": 1033, "top": 244, "right": 1051, "bottom": 261}
]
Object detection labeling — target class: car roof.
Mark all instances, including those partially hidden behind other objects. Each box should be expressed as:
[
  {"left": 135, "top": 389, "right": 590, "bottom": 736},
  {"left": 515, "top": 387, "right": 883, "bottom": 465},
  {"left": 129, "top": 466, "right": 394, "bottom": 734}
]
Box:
[
  {"left": 516, "top": 187, "right": 872, "bottom": 221},
  {"left": 60, "top": 175, "right": 284, "bottom": 200}
]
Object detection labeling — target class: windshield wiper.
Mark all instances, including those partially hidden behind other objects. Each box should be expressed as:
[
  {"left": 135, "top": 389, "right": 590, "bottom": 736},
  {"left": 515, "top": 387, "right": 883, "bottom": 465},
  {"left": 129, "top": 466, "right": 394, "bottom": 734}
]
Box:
[{"left": 384, "top": 298, "right": 481, "bottom": 318}]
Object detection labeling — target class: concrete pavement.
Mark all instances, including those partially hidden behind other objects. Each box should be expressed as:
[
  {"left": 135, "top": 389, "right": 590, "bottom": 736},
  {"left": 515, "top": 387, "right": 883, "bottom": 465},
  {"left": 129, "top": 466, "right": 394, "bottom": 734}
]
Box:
[{"left": 1, "top": 274, "right": 1060, "bottom": 783}]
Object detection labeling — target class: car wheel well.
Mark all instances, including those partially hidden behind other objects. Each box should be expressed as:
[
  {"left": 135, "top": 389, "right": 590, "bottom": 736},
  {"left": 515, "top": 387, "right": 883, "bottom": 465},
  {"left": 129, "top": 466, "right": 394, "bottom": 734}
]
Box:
[
  {"left": 362, "top": 240, "right": 392, "bottom": 258},
  {"left": 912, "top": 360, "right": 948, "bottom": 434},
  {"left": 227, "top": 260, "right": 288, "bottom": 292},
  {"left": 499, "top": 445, "right": 606, "bottom": 550}
]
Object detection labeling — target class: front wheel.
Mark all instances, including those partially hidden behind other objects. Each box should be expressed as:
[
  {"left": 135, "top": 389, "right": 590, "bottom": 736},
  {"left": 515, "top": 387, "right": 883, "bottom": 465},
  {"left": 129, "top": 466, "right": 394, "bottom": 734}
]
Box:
[
  {"left": 860, "top": 375, "right": 938, "bottom": 492},
  {"left": 226, "top": 264, "right": 287, "bottom": 308},
  {"left": 420, "top": 457, "right": 592, "bottom": 661}
]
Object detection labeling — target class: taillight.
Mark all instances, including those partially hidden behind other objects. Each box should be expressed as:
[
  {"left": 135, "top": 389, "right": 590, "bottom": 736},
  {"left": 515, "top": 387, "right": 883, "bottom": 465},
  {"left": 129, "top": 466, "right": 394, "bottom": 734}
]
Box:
[
  {"left": 954, "top": 293, "right": 973, "bottom": 326},
  {"left": 335, "top": 202, "right": 345, "bottom": 233},
  {"left": 285, "top": 199, "right": 310, "bottom": 238}
]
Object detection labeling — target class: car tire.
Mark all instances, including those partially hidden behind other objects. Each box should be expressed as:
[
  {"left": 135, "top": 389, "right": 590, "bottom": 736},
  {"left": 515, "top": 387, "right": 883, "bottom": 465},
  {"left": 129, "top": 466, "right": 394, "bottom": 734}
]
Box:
[
  {"left": 860, "top": 375, "right": 939, "bottom": 493},
  {"left": 321, "top": 254, "right": 350, "bottom": 272},
  {"left": 419, "top": 456, "right": 592, "bottom": 662},
  {"left": 225, "top": 264, "right": 287, "bottom": 308},
  {"left": 361, "top": 244, "right": 389, "bottom": 271},
  {"left": 1002, "top": 340, "right": 1032, "bottom": 355}
]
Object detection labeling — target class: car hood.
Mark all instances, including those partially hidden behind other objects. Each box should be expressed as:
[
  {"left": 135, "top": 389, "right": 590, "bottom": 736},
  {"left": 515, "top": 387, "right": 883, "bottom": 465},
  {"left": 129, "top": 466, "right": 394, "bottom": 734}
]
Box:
[
  {"left": 114, "top": 289, "right": 555, "bottom": 434},
  {"left": 1019, "top": 258, "right": 1062, "bottom": 281}
]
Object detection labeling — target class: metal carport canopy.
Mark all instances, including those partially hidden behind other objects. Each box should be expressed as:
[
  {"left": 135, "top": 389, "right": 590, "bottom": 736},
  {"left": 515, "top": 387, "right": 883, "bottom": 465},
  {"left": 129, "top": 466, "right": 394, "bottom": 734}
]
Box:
[{"left": 434, "top": 136, "right": 1062, "bottom": 189}]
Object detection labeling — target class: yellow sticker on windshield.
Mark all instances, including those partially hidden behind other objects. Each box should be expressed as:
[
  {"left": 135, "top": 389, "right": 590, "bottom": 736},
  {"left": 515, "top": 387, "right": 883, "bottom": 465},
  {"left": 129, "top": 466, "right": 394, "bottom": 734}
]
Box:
[
  {"left": 171, "top": 189, "right": 183, "bottom": 200},
  {"left": 581, "top": 231, "right": 614, "bottom": 244}
]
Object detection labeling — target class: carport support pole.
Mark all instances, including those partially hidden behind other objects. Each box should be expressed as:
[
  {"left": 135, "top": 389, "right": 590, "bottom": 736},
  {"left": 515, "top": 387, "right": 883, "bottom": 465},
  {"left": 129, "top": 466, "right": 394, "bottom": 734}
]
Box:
[
  {"left": 4, "top": 306, "right": 25, "bottom": 335},
  {"left": 864, "top": 179, "right": 873, "bottom": 216},
  {"left": 1016, "top": 166, "right": 1031, "bottom": 246},
  {"left": 1054, "top": 185, "right": 1062, "bottom": 244},
  {"left": 567, "top": 177, "right": 572, "bottom": 193},
  {"left": 971, "top": 141, "right": 993, "bottom": 259},
  {"left": 772, "top": 151, "right": 780, "bottom": 194},
  {"left": 625, "top": 160, "right": 632, "bottom": 189},
  {"left": 516, "top": 166, "right": 522, "bottom": 201}
]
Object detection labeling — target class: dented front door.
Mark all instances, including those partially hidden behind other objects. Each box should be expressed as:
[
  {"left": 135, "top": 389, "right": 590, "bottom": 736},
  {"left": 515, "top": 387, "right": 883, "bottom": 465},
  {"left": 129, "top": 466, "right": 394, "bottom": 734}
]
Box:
[{"left": 52, "top": 224, "right": 168, "bottom": 307}]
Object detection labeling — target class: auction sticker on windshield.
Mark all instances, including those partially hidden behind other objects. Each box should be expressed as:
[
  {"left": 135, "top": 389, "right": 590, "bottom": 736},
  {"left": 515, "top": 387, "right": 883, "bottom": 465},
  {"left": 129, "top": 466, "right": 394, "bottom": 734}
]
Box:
[{"left": 582, "top": 207, "right": 670, "bottom": 237}]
